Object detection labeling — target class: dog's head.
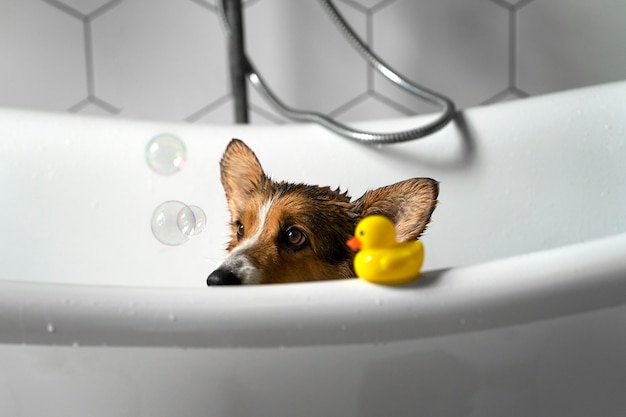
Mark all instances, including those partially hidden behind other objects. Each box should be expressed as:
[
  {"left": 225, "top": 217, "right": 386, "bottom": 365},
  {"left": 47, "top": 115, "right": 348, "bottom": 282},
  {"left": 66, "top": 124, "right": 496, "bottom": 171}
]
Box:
[{"left": 207, "top": 139, "right": 438, "bottom": 285}]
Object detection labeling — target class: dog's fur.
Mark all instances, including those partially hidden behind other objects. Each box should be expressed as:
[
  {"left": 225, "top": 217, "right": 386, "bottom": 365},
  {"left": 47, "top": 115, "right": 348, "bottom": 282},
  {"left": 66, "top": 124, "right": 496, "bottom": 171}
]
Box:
[{"left": 207, "top": 139, "right": 438, "bottom": 285}]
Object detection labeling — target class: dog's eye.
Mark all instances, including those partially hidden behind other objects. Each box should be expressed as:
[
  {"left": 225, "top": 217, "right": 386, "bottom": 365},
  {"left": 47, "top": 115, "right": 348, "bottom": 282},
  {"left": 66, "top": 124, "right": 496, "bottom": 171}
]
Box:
[
  {"left": 283, "top": 226, "right": 307, "bottom": 248},
  {"left": 235, "top": 220, "right": 245, "bottom": 240}
]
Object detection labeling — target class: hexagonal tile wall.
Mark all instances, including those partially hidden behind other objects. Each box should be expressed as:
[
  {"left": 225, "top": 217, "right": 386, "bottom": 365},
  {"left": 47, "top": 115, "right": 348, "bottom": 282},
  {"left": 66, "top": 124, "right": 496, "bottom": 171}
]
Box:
[
  {"left": 245, "top": 0, "right": 368, "bottom": 121},
  {"left": 0, "top": 0, "right": 86, "bottom": 111},
  {"left": 41, "top": 0, "right": 124, "bottom": 116},
  {"left": 518, "top": 0, "right": 626, "bottom": 95},
  {"left": 51, "top": 0, "right": 115, "bottom": 16},
  {"left": 0, "top": 0, "right": 625, "bottom": 125},
  {"left": 91, "top": 0, "right": 228, "bottom": 122},
  {"left": 373, "top": 0, "right": 510, "bottom": 113}
]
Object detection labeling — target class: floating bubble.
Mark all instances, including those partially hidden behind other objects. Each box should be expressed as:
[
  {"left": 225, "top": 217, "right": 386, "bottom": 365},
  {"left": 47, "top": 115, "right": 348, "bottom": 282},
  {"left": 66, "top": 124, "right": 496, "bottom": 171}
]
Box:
[
  {"left": 187, "top": 205, "right": 207, "bottom": 236},
  {"left": 145, "top": 133, "right": 187, "bottom": 175},
  {"left": 175, "top": 205, "right": 197, "bottom": 238},
  {"left": 151, "top": 201, "right": 206, "bottom": 246},
  {"left": 151, "top": 201, "right": 194, "bottom": 246}
]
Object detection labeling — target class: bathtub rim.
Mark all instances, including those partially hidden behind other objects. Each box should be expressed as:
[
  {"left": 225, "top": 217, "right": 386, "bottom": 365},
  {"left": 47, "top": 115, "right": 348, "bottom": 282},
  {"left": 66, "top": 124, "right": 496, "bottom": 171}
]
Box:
[{"left": 1, "top": 231, "right": 625, "bottom": 349}]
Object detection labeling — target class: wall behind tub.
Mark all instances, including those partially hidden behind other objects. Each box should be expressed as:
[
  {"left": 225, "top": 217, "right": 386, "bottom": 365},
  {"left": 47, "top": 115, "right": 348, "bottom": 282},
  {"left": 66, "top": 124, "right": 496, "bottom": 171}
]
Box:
[{"left": 0, "top": 0, "right": 625, "bottom": 125}]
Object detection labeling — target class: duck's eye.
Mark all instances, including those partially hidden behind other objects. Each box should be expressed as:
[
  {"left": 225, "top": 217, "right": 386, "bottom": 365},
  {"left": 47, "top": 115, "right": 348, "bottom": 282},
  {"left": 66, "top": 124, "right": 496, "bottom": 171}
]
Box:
[
  {"left": 235, "top": 220, "right": 245, "bottom": 240},
  {"left": 283, "top": 226, "right": 307, "bottom": 249},
  {"left": 359, "top": 229, "right": 365, "bottom": 236}
]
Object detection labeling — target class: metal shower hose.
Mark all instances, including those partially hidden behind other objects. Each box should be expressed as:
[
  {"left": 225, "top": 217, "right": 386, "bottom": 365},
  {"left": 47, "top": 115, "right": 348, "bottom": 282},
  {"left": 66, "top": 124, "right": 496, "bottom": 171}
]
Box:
[{"left": 217, "top": 0, "right": 456, "bottom": 144}]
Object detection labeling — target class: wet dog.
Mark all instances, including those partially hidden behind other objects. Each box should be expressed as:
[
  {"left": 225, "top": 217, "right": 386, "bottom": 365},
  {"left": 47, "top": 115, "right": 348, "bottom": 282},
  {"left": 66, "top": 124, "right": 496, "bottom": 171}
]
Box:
[{"left": 207, "top": 139, "right": 438, "bottom": 285}]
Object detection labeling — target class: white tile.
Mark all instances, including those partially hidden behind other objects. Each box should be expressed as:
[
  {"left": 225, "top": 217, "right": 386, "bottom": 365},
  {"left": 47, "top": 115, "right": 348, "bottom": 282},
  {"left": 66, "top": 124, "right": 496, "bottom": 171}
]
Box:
[
  {"left": 245, "top": 0, "right": 368, "bottom": 119},
  {"left": 55, "top": 0, "right": 116, "bottom": 16},
  {"left": 518, "top": 0, "right": 626, "bottom": 95},
  {"left": 189, "top": 0, "right": 216, "bottom": 12},
  {"left": 494, "top": 0, "right": 532, "bottom": 5},
  {"left": 339, "top": 0, "right": 395, "bottom": 10},
  {"left": 373, "top": 0, "right": 509, "bottom": 112},
  {"left": 481, "top": 87, "right": 527, "bottom": 106},
  {"left": 0, "top": 0, "right": 86, "bottom": 110},
  {"left": 70, "top": 100, "right": 118, "bottom": 117},
  {"left": 249, "top": 104, "right": 288, "bottom": 125},
  {"left": 332, "top": 93, "right": 410, "bottom": 121},
  {"left": 186, "top": 95, "right": 232, "bottom": 123},
  {"left": 191, "top": 98, "right": 285, "bottom": 126},
  {"left": 91, "top": 0, "right": 228, "bottom": 122},
  {"left": 190, "top": 97, "right": 234, "bottom": 124}
]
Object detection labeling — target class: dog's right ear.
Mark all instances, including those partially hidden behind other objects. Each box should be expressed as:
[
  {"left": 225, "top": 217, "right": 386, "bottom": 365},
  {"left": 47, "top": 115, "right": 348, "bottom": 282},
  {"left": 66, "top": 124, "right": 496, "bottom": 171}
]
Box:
[
  {"left": 220, "top": 139, "right": 266, "bottom": 216},
  {"left": 352, "top": 178, "right": 439, "bottom": 242}
]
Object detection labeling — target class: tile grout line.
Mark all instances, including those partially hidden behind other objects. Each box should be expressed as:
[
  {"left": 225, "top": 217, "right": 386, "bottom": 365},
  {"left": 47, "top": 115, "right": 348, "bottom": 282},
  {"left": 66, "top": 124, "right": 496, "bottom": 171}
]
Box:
[{"left": 509, "top": 5, "right": 516, "bottom": 88}]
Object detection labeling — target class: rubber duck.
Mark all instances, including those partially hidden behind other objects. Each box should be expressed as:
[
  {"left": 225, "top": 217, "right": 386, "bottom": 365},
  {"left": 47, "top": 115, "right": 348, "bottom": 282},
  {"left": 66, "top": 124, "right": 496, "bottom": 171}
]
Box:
[{"left": 346, "top": 215, "right": 424, "bottom": 285}]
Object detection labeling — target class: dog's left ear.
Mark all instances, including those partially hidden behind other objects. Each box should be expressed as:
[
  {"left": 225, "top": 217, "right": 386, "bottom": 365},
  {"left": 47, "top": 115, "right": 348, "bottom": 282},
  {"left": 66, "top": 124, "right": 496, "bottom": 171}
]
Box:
[{"left": 353, "top": 178, "right": 439, "bottom": 241}]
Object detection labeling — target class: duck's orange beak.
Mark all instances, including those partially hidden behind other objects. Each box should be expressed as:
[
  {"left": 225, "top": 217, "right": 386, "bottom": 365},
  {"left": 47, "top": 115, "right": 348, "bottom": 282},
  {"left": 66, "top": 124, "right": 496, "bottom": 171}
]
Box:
[{"left": 346, "top": 236, "right": 361, "bottom": 250}]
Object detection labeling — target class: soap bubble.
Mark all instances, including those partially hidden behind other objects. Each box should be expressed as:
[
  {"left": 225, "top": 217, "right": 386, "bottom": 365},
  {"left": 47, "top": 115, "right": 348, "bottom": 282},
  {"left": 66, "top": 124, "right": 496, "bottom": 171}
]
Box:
[
  {"left": 186, "top": 205, "right": 207, "bottom": 236},
  {"left": 145, "top": 133, "right": 187, "bottom": 175},
  {"left": 151, "top": 201, "right": 205, "bottom": 246},
  {"left": 175, "top": 205, "right": 196, "bottom": 238},
  {"left": 151, "top": 201, "right": 193, "bottom": 246}
]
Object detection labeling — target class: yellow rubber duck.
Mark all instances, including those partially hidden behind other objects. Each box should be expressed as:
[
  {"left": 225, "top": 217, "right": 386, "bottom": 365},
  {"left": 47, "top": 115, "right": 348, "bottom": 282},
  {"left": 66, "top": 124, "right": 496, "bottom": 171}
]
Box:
[{"left": 346, "top": 215, "right": 424, "bottom": 285}]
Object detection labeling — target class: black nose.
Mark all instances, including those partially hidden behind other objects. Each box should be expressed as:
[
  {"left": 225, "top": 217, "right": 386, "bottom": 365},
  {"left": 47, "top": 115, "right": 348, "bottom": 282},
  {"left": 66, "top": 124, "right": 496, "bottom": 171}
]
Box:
[{"left": 207, "top": 268, "right": 242, "bottom": 286}]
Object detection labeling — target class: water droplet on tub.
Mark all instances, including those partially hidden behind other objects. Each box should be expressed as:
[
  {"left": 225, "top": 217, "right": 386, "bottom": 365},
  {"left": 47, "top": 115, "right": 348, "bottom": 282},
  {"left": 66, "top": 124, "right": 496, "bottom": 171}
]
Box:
[
  {"left": 46, "top": 323, "right": 55, "bottom": 334},
  {"left": 151, "top": 201, "right": 206, "bottom": 245},
  {"left": 145, "top": 133, "right": 187, "bottom": 175}
]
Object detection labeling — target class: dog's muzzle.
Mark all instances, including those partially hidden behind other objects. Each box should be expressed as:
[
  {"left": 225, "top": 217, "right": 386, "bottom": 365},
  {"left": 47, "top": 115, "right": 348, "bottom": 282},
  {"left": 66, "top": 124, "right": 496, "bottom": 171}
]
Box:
[{"left": 207, "top": 268, "right": 242, "bottom": 286}]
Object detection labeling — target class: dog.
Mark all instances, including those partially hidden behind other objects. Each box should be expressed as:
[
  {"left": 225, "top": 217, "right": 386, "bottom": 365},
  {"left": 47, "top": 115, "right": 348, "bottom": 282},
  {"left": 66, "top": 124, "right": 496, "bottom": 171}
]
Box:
[{"left": 207, "top": 139, "right": 438, "bottom": 285}]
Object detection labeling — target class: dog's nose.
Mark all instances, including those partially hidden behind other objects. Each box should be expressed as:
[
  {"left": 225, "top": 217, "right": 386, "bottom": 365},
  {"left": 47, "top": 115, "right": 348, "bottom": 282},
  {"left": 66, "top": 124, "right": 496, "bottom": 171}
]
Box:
[{"left": 207, "top": 268, "right": 242, "bottom": 286}]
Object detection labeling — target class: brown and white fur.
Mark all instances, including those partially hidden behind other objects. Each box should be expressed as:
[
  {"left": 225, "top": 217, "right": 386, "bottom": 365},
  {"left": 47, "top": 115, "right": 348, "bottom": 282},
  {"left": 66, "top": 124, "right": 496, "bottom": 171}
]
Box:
[{"left": 207, "top": 139, "right": 439, "bottom": 285}]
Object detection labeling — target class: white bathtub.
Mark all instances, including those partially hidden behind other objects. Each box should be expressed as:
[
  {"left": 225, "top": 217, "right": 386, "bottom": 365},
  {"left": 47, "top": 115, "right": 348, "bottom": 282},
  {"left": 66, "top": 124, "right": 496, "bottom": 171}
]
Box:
[{"left": 1, "top": 81, "right": 625, "bottom": 416}]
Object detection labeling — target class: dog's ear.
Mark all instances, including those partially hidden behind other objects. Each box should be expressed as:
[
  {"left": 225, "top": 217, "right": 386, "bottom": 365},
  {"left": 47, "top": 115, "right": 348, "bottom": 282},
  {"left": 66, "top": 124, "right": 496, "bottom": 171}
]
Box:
[
  {"left": 353, "top": 178, "right": 439, "bottom": 241},
  {"left": 220, "top": 139, "right": 266, "bottom": 215}
]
